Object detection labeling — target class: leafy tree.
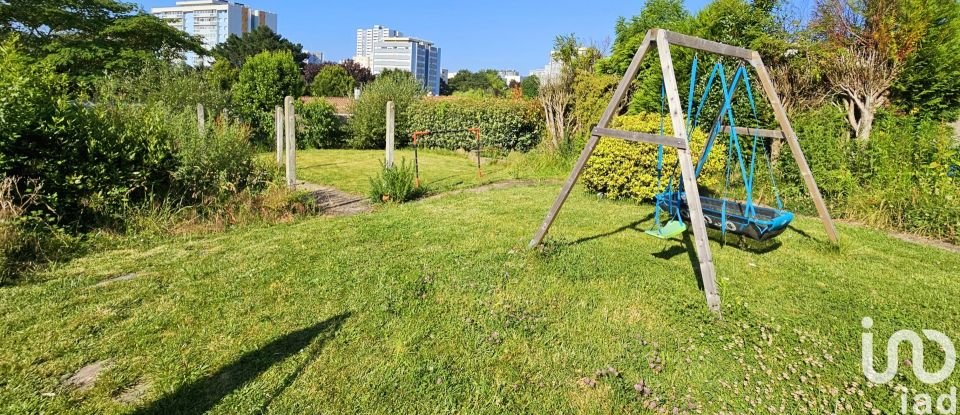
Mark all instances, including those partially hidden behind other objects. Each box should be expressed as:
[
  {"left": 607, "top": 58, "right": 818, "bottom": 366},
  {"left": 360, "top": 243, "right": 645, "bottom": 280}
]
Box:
[
  {"left": 890, "top": 0, "right": 960, "bottom": 121},
  {"left": 350, "top": 71, "right": 424, "bottom": 149},
  {"left": 521, "top": 75, "right": 540, "bottom": 98},
  {"left": 447, "top": 69, "right": 507, "bottom": 96},
  {"left": 0, "top": 0, "right": 203, "bottom": 81},
  {"left": 231, "top": 50, "right": 305, "bottom": 143},
  {"left": 212, "top": 26, "right": 307, "bottom": 68},
  {"left": 302, "top": 62, "right": 328, "bottom": 84},
  {"left": 310, "top": 65, "right": 356, "bottom": 97},
  {"left": 340, "top": 59, "right": 375, "bottom": 85},
  {"left": 596, "top": 0, "right": 691, "bottom": 76},
  {"left": 209, "top": 59, "right": 239, "bottom": 92}
]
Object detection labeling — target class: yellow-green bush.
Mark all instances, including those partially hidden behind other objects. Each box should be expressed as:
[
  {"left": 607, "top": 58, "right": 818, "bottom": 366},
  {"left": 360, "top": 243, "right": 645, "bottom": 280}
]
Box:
[{"left": 582, "top": 113, "right": 726, "bottom": 200}]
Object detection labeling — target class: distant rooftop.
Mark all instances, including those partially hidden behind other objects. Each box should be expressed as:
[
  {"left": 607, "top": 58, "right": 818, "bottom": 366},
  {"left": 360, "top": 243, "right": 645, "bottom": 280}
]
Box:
[{"left": 173, "top": 0, "right": 244, "bottom": 5}]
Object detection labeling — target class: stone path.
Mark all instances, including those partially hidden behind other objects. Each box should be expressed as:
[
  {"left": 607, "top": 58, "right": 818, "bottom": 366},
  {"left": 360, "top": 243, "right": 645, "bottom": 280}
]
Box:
[{"left": 296, "top": 182, "right": 373, "bottom": 217}]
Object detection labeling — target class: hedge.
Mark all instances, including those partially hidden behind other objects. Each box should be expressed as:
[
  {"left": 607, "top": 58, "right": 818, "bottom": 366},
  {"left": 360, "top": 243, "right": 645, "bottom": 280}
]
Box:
[
  {"left": 581, "top": 113, "right": 727, "bottom": 200},
  {"left": 408, "top": 97, "right": 543, "bottom": 152}
]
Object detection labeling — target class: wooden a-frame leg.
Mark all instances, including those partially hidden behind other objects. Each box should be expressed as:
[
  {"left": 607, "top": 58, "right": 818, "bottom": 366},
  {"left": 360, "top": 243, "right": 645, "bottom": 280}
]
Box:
[
  {"left": 528, "top": 31, "right": 656, "bottom": 248},
  {"left": 656, "top": 31, "right": 722, "bottom": 313},
  {"left": 751, "top": 54, "right": 839, "bottom": 243}
]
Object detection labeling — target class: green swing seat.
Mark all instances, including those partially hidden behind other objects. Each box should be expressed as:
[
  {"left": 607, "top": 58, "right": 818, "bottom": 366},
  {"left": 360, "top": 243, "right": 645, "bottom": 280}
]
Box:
[{"left": 645, "top": 219, "right": 687, "bottom": 239}]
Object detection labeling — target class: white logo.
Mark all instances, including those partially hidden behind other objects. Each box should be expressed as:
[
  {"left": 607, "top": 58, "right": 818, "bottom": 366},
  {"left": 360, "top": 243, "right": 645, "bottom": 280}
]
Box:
[
  {"left": 862, "top": 317, "right": 958, "bottom": 414},
  {"left": 862, "top": 317, "right": 956, "bottom": 385}
]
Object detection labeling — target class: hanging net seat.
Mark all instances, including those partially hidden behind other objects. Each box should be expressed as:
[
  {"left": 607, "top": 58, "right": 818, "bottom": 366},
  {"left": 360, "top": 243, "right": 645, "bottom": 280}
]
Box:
[
  {"left": 655, "top": 191, "right": 793, "bottom": 241},
  {"left": 647, "top": 57, "right": 794, "bottom": 242}
]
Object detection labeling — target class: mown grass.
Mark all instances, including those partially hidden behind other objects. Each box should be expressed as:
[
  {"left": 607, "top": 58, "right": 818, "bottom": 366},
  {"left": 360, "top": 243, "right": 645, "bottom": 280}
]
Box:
[
  {"left": 294, "top": 149, "right": 522, "bottom": 195},
  {"left": 1, "top": 182, "right": 959, "bottom": 413}
]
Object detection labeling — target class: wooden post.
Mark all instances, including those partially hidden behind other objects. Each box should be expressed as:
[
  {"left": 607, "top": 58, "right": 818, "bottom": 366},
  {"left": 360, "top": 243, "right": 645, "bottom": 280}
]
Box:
[
  {"left": 655, "top": 30, "right": 721, "bottom": 313},
  {"left": 275, "top": 106, "right": 284, "bottom": 165},
  {"left": 197, "top": 103, "right": 205, "bottom": 137},
  {"left": 385, "top": 101, "right": 395, "bottom": 168},
  {"left": 750, "top": 53, "right": 839, "bottom": 243},
  {"left": 529, "top": 31, "right": 655, "bottom": 248},
  {"left": 284, "top": 96, "right": 296, "bottom": 189}
]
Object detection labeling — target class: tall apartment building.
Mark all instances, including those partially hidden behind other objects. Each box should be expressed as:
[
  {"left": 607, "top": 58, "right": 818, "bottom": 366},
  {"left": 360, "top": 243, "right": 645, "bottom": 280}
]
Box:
[
  {"left": 152, "top": 0, "right": 278, "bottom": 66},
  {"left": 372, "top": 37, "right": 442, "bottom": 96},
  {"left": 353, "top": 25, "right": 402, "bottom": 69}
]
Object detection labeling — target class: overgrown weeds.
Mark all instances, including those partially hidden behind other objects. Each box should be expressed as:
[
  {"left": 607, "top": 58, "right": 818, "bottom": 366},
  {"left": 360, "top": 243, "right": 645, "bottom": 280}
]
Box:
[{"left": 369, "top": 159, "right": 425, "bottom": 203}]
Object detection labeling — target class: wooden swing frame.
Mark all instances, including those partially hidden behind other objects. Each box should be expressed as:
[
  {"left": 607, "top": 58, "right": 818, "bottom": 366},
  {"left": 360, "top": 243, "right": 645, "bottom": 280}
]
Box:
[{"left": 528, "top": 29, "right": 839, "bottom": 315}]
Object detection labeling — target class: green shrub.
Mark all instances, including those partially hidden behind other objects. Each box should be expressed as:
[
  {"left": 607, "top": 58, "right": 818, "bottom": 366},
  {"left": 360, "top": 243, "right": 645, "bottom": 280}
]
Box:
[
  {"left": 777, "top": 105, "right": 856, "bottom": 214},
  {"left": 408, "top": 97, "right": 543, "bottom": 152},
  {"left": 310, "top": 65, "right": 355, "bottom": 97},
  {"left": 849, "top": 113, "right": 959, "bottom": 242},
  {"left": 296, "top": 99, "right": 345, "bottom": 149},
  {"left": 172, "top": 114, "right": 264, "bottom": 206},
  {"left": 369, "top": 160, "right": 424, "bottom": 203},
  {"left": 350, "top": 72, "right": 424, "bottom": 149},
  {"left": 231, "top": 50, "right": 305, "bottom": 145},
  {"left": 581, "top": 113, "right": 726, "bottom": 200}
]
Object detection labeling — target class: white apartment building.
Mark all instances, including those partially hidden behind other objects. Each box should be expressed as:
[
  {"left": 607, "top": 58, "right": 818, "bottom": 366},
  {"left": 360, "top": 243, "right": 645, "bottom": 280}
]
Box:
[
  {"left": 372, "top": 37, "right": 442, "bottom": 96},
  {"left": 152, "top": 0, "right": 277, "bottom": 66},
  {"left": 354, "top": 25, "right": 403, "bottom": 69},
  {"left": 497, "top": 69, "right": 522, "bottom": 85}
]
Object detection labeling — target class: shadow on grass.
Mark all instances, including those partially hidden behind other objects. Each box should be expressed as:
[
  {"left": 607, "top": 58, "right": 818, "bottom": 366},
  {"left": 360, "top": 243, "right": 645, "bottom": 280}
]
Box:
[
  {"left": 569, "top": 213, "right": 655, "bottom": 246},
  {"left": 134, "top": 312, "right": 350, "bottom": 415}
]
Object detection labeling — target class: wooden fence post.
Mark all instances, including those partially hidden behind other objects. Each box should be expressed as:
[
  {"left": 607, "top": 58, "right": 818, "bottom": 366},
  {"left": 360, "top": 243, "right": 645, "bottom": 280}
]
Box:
[
  {"left": 197, "top": 103, "right": 205, "bottom": 137},
  {"left": 386, "top": 101, "right": 395, "bottom": 168},
  {"left": 284, "top": 96, "right": 296, "bottom": 189},
  {"left": 275, "top": 105, "right": 284, "bottom": 165}
]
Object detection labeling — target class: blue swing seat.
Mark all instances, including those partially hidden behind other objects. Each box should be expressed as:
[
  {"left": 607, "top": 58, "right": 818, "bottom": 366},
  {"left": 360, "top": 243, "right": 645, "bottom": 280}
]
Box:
[{"left": 655, "top": 191, "right": 794, "bottom": 241}]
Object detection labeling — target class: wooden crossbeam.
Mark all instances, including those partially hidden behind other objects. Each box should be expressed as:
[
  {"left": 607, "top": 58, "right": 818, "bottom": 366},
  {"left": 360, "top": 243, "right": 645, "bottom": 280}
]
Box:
[
  {"left": 662, "top": 30, "right": 754, "bottom": 61},
  {"left": 592, "top": 127, "right": 688, "bottom": 149},
  {"left": 720, "top": 126, "right": 785, "bottom": 139}
]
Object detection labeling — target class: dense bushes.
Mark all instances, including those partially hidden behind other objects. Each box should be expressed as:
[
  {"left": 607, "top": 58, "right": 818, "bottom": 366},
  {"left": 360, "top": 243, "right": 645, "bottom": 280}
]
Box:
[
  {"left": 581, "top": 113, "right": 726, "bottom": 200},
  {"left": 296, "top": 100, "right": 345, "bottom": 149},
  {"left": 781, "top": 106, "right": 960, "bottom": 242},
  {"left": 349, "top": 72, "right": 424, "bottom": 149},
  {"left": 0, "top": 39, "right": 266, "bottom": 232},
  {"left": 408, "top": 97, "right": 544, "bottom": 152}
]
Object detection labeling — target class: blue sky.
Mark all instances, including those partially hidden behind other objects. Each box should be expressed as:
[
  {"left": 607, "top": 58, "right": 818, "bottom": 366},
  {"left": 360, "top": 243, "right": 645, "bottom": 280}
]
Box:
[{"left": 136, "top": 0, "right": 815, "bottom": 74}]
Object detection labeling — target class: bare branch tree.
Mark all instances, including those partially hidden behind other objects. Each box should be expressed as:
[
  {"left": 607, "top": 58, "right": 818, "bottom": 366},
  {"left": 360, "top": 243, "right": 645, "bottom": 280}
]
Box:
[
  {"left": 538, "top": 75, "right": 573, "bottom": 151},
  {"left": 825, "top": 47, "right": 902, "bottom": 143}
]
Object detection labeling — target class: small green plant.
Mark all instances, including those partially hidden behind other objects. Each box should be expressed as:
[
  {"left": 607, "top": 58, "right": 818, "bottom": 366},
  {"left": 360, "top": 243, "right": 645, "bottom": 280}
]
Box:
[{"left": 369, "top": 159, "right": 424, "bottom": 203}]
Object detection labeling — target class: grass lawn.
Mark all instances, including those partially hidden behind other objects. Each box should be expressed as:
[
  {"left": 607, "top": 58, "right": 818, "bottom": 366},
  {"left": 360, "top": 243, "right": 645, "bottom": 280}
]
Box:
[
  {"left": 2, "top": 178, "right": 960, "bottom": 413},
  {"left": 294, "top": 149, "right": 528, "bottom": 195}
]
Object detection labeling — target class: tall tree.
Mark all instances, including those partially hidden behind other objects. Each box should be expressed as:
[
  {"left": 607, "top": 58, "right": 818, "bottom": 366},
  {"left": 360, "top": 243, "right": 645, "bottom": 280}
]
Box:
[
  {"left": 814, "top": 0, "right": 929, "bottom": 142},
  {"left": 231, "top": 50, "right": 305, "bottom": 143},
  {"left": 212, "top": 26, "right": 307, "bottom": 68},
  {"left": 0, "top": 0, "right": 203, "bottom": 80}
]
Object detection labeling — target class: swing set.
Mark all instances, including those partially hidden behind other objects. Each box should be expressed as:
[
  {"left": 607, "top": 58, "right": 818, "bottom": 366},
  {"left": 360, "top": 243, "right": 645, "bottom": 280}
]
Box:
[
  {"left": 411, "top": 128, "right": 482, "bottom": 188},
  {"left": 529, "top": 29, "right": 840, "bottom": 314}
]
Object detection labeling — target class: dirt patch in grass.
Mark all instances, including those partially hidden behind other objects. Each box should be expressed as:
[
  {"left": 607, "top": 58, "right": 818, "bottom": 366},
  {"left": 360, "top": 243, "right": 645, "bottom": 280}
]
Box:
[
  {"left": 298, "top": 182, "right": 373, "bottom": 217},
  {"left": 890, "top": 231, "right": 960, "bottom": 254},
  {"left": 63, "top": 359, "right": 112, "bottom": 392}
]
